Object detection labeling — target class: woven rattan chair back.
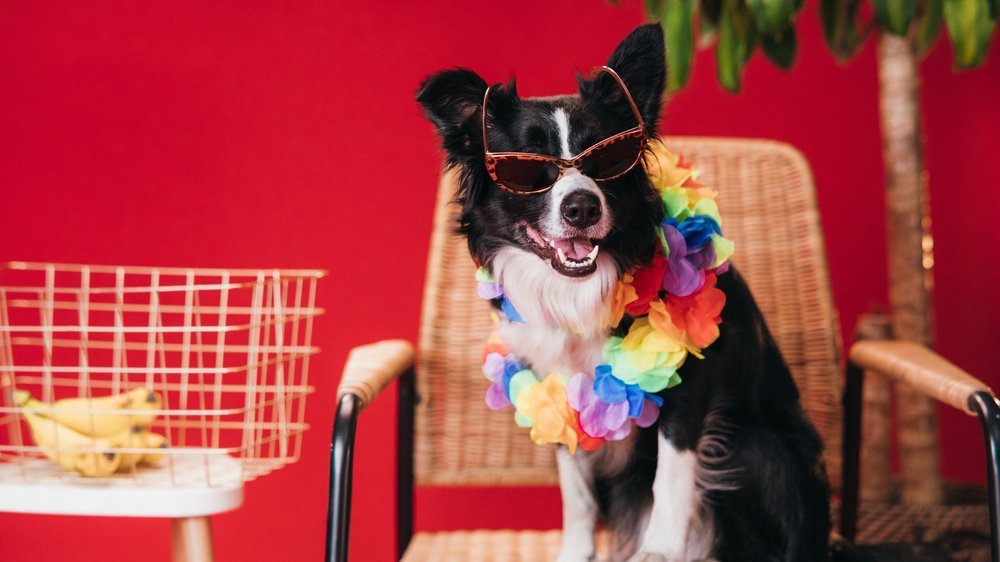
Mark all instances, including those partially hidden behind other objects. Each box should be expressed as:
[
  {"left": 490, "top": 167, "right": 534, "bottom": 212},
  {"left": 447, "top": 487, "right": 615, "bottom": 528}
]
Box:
[{"left": 414, "top": 137, "right": 843, "bottom": 487}]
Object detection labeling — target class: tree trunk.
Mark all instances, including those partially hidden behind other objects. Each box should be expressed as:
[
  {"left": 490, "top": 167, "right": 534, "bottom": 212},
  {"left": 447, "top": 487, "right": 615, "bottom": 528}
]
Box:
[
  {"left": 876, "top": 32, "right": 942, "bottom": 506},
  {"left": 856, "top": 312, "right": 893, "bottom": 504}
]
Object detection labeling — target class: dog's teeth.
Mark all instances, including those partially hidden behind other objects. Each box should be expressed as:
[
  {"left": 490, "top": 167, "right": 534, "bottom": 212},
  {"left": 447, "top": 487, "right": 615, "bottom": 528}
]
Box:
[
  {"left": 556, "top": 248, "right": 567, "bottom": 263},
  {"left": 586, "top": 245, "right": 599, "bottom": 260},
  {"left": 548, "top": 239, "right": 556, "bottom": 248}
]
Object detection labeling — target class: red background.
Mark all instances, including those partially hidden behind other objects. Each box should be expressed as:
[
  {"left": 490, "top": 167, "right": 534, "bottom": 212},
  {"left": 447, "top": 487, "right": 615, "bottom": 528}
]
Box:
[{"left": 1, "top": 1, "right": 998, "bottom": 560}]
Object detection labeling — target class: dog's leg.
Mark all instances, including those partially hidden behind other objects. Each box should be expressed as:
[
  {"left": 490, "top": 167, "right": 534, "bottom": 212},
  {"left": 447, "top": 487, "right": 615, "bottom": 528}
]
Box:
[
  {"left": 628, "top": 432, "right": 704, "bottom": 562},
  {"left": 555, "top": 447, "right": 598, "bottom": 562}
]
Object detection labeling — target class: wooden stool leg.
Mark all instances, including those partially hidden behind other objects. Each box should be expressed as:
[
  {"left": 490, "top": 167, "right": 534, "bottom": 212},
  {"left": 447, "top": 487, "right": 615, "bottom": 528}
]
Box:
[{"left": 172, "top": 516, "right": 214, "bottom": 562}]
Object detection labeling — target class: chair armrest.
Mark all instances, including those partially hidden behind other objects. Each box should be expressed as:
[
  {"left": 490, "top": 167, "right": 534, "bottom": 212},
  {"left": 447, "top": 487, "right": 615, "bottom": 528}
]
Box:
[
  {"left": 336, "top": 339, "right": 415, "bottom": 412},
  {"left": 844, "top": 340, "right": 1000, "bottom": 558},
  {"left": 849, "top": 339, "right": 993, "bottom": 415},
  {"left": 327, "top": 339, "right": 415, "bottom": 562}
]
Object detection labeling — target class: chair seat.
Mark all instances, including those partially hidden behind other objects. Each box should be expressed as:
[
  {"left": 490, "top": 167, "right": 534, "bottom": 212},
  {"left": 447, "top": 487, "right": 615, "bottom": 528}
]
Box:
[
  {"left": 0, "top": 456, "right": 243, "bottom": 518},
  {"left": 402, "top": 529, "right": 614, "bottom": 562}
]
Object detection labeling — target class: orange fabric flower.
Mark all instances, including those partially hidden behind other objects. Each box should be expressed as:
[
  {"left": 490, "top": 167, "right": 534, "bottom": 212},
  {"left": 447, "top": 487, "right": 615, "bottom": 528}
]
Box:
[
  {"left": 608, "top": 273, "right": 638, "bottom": 329},
  {"left": 482, "top": 332, "right": 509, "bottom": 362},
  {"left": 663, "top": 272, "right": 726, "bottom": 348}
]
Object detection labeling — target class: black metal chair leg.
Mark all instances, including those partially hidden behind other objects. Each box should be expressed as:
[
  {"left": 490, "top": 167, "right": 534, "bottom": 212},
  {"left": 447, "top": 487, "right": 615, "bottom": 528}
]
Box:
[
  {"left": 326, "top": 394, "right": 361, "bottom": 562},
  {"left": 970, "top": 391, "right": 1000, "bottom": 562},
  {"left": 397, "top": 368, "right": 415, "bottom": 560},
  {"left": 840, "top": 361, "right": 864, "bottom": 543}
]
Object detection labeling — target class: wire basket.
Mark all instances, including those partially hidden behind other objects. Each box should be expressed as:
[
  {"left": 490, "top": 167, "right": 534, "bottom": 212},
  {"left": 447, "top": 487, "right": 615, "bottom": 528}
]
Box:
[{"left": 0, "top": 261, "right": 323, "bottom": 489}]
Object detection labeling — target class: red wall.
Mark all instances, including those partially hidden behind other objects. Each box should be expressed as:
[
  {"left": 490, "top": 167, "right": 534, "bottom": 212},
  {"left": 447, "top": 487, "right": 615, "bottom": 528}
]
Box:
[{"left": 1, "top": 1, "right": 998, "bottom": 561}]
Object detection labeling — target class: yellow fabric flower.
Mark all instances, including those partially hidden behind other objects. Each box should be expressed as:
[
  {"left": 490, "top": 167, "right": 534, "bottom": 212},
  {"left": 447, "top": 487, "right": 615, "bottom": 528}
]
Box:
[
  {"left": 645, "top": 141, "right": 692, "bottom": 190},
  {"left": 604, "top": 317, "right": 687, "bottom": 392},
  {"left": 514, "top": 375, "right": 580, "bottom": 453}
]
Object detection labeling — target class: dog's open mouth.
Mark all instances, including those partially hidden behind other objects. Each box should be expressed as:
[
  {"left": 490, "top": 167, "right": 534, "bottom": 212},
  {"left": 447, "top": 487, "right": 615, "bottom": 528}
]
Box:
[{"left": 523, "top": 225, "right": 600, "bottom": 277}]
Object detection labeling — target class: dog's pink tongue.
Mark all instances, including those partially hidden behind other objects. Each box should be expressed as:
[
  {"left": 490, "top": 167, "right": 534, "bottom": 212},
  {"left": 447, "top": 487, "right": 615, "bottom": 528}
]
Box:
[{"left": 552, "top": 238, "right": 594, "bottom": 260}]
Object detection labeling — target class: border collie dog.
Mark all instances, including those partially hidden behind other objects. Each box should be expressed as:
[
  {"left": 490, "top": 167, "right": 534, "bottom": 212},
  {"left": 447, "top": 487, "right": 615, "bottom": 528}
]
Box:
[{"left": 417, "top": 23, "right": 831, "bottom": 562}]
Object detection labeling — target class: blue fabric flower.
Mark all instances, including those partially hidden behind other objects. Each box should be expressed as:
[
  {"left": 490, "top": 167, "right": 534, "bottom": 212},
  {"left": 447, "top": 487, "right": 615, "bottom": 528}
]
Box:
[
  {"left": 501, "top": 298, "right": 525, "bottom": 323},
  {"left": 593, "top": 364, "right": 665, "bottom": 420},
  {"left": 676, "top": 215, "right": 721, "bottom": 249}
]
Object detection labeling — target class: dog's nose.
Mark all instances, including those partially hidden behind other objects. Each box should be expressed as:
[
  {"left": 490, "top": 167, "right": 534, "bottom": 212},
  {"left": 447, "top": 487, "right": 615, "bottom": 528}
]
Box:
[{"left": 560, "top": 191, "right": 602, "bottom": 228}]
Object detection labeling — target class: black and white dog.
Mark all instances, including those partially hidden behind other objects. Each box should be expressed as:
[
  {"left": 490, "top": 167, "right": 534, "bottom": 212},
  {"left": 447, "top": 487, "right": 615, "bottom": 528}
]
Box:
[{"left": 417, "top": 23, "right": 831, "bottom": 562}]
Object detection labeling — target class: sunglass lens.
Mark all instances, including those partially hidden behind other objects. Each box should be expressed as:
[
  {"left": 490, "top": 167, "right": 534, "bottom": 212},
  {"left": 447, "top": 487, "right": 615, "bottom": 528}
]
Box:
[
  {"left": 494, "top": 158, "right": 561, "bottom": 193},
  {"left": 581, "top": 134, "right": 645, "bottom": 180}
]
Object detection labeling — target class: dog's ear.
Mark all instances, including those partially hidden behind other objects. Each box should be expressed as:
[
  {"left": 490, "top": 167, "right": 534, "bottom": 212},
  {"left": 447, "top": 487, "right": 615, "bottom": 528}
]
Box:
[
  {"left": 580, "top": 23, "right": 666, "bottom": 133},
  {"left": 416, "top": 69, "right": 490, "bottom": 161}
]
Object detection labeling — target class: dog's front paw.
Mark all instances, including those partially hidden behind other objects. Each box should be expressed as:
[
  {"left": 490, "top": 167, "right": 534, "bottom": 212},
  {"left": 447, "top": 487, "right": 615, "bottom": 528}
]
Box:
[{"left": 625, "top": 553, "right": 670, "bottom": 562}]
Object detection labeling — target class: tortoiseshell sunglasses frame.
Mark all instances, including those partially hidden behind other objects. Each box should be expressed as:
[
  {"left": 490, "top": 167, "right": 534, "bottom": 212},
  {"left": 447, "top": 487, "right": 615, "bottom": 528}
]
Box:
[{"left": 481, "top": 65, "right": 648, "bottom": 195}]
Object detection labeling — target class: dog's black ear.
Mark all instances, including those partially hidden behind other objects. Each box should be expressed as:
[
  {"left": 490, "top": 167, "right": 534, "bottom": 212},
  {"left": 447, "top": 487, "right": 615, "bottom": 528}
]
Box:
[
  {"left": 416, "top": 69, "right": 490, "bottom": 160},
  {"left": 581, "top": 23, "right": 666, "bottom": 133}
]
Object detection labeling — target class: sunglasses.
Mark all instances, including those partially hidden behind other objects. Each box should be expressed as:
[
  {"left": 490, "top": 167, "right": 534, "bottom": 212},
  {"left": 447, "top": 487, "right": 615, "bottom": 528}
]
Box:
[{"left": 482, "top": 65, "right": 648, "bottom": 195}]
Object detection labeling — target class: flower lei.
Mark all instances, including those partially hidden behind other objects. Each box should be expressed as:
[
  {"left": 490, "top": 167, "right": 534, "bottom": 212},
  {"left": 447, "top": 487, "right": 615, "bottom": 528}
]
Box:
[{"left": 477, "top": 141, "right": 735, "bottom": 453}]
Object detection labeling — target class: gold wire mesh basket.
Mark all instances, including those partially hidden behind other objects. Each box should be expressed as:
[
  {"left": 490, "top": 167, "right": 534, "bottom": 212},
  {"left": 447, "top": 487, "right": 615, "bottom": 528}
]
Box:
[{"left": 0, "top": 261, "right": 324, "bottom": 489}]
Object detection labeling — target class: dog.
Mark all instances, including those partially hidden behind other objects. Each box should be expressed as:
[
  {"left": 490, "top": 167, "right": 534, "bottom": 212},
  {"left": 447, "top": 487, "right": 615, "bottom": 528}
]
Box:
[{"left": 417, "top": 23, "right": 831, "bottom": 562}]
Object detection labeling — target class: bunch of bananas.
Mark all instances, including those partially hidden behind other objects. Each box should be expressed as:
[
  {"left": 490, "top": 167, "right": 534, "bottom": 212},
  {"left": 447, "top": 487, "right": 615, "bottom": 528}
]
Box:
[{"left": 13, "top": 388, "right": 170, "bottom": 477}]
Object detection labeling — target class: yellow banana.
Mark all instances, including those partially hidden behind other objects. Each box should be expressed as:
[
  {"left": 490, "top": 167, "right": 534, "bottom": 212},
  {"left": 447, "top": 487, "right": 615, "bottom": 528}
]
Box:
[
  {"left": 13, "top": 388, "right": 161, "bottom": 438},
  {"left": 139, "top": 431, "right": 169, "bottom": 465},
  {"left": 105, "top": 425, "right": 146, "bottom": 472},
  {"left": 20, "top": 408, "right": 121, "bottom": 477},
  {"left": 105, "top": 427, "right": 170, "bottom": 471},
  {"left": 124, "top": 388, "right": 163, "bottom": 428}
]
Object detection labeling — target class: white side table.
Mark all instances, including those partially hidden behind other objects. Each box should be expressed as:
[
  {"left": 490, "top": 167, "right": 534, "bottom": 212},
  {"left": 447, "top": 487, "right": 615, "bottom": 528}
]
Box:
[{"left": 0, "top": 455, "right": 244, "bottom": 562}]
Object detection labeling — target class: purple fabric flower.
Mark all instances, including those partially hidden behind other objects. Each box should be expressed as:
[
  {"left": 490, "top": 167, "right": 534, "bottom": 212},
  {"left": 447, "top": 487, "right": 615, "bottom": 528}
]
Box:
[
  {"left": 661, "top": 217, "right": 719, "bottom": 297},
  {"left": 485, "top": 381, "right": 511, "bottom": 409},
  {"left": 483, "top": 354, "right": 525, "bottom": 410},
  {"left": 567, "top": 369, "right": 664, "bottom": 440},
  {"left": 635, "top": 398, "right": 660, "bottom": 427},
  {"left": 483, "top": 352, "right": 505, "bottom": 381},
  {"left": 568, "top": 373, "right": 631, "bottom": 440},
  {"left": 477, "top": 281, "right": 504, "bottom": 300}
]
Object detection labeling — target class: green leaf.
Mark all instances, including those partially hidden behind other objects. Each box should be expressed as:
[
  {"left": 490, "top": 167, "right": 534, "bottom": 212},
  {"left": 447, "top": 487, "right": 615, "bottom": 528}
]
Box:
[
  {"left": 645, "top": 0, "right": 666, "bottom": 18},
  {"left": 762, "top": 27, "right": 798, "bottom": 68},
  {"left": 747, "top": 0, "right": 796, "bottom": 35},
  {"left": 991, "top": 0, "right": 999, "bottom": 19},
  {"left": 873, "top": 0, "right": 918, "bottom": 34},
  {"left": 717, "top": 0, "right": 754, "bottom": 92},
  {"left": 820, "top": 0, "right": 865, "bottom": 60},
  {"left": 943, "top": 0, "right": 997, "bottom": 67},
  {"left": 915, "top": 0, "right": 944, "bottom": 55},
  {"left": 662, "top": 0, "right": 697, "bottom": 91}
]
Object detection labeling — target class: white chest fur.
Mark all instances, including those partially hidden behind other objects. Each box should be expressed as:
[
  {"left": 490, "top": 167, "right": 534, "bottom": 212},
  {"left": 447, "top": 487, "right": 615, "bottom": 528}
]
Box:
[{"left": 491, "top": 246, "right": 620, "bottom": 374}]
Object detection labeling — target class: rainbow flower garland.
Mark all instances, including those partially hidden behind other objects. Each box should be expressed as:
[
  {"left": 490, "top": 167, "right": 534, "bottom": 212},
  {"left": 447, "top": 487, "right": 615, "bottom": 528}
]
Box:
[{"left": 477, "top": 141, "right": 735, "bottom": 453}]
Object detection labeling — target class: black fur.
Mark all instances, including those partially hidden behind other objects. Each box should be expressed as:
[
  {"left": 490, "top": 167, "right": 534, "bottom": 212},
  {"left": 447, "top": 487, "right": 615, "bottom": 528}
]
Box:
[
  {"left": 416, "top": 25, "right": 665, "bottom": 272},
  {"left": 590, "top": 269, "right": 832, "bottom": 561},
  {"left": 418, "top": 23, "right": 833, "bottom": 562}
]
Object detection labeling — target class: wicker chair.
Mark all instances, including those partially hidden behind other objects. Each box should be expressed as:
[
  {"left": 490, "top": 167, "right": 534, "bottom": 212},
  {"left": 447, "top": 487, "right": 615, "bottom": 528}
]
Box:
[{"left": 325, "top": 137, "right": 1000, "bottom": 562}]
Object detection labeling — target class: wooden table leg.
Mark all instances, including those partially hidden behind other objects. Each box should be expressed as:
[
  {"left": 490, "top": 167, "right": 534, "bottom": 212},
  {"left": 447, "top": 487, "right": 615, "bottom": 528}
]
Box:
[{"left": 172, "top": 516, "right": 214, "bottom": 562}]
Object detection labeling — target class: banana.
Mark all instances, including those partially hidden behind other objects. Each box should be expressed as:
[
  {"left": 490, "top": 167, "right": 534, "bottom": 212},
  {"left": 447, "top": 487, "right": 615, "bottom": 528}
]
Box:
[
  {"left": 124, "top": 388, "right": 163, "bottom": 428},
  {"left": 105, "top": 427, "right": 170, "bottom": 471},
  {"left": 139, "top": 431, "right": 169, "bottom": 466},
  {"left": 20, "top": 408, "right": 121, "bottom": 477},
  {"left": 105, "top": 425, "right": 147, "bottom": 472},
  {"left": 13, "top": 388, "right": 162, "bottom": 438}
]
